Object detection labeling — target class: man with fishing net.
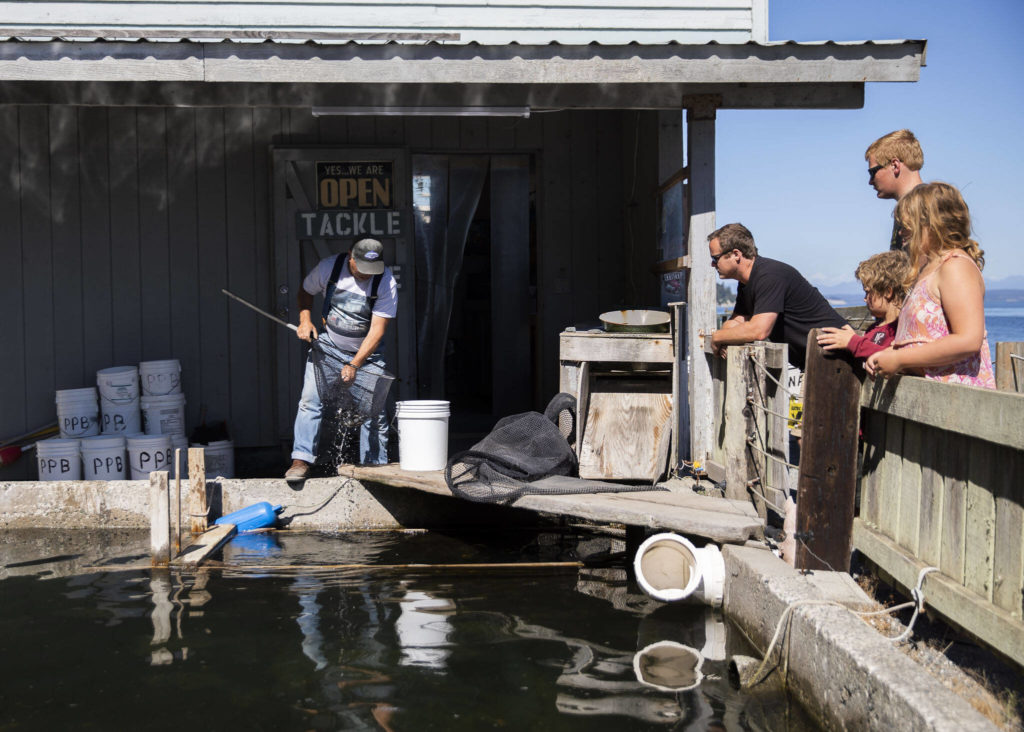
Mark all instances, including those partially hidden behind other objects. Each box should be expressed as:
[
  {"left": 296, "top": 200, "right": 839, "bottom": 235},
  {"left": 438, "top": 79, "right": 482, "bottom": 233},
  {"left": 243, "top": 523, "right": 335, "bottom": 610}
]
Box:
[{"left": 285, "top": 238, "right": 398, "bottom": 482}]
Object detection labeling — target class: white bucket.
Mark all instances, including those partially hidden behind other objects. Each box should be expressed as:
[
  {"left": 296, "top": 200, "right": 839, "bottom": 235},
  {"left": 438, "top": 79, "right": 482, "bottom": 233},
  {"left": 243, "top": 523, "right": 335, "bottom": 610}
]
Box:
[
  {"left": 127, "top": 434, "right": 172, "bottom": 479},
  {"left": 37, "top": 437, "right": 81, "bottom": 480},
  {"left": 139, "top": 359, "right": 182, "bottom": 396},
  {"left": 141, "top": 393, "right": 186, "bottom": 436},
  {"left": 81, "top": 434, "right": 127, "bottom": 480},
  {"left": 170, "top": 434, "right": 189, "bottom": 478},
  {"left": 396, "top": 400, "right": 450, "bottom": 471},
  {"left": 200, "top": 439, "right": 235, "bottom": 479},
  {"left": 97, "top": 365, "right": 140, "bottom": 405},
  {"left": 101, "top": 401, "right": 142, "bottom": 435},
  {"left": 633, "top": 533, "right": 726, "bottom": 608},
  {"left": 55, "top": 387, "right": 101, "bottom": 438}
]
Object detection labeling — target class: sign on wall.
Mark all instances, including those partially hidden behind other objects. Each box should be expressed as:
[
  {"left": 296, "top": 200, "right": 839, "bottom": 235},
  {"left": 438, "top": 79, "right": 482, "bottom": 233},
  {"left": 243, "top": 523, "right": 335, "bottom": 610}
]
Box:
[{"left": 295, "top": 160, "right": 404, "bottom": 238}]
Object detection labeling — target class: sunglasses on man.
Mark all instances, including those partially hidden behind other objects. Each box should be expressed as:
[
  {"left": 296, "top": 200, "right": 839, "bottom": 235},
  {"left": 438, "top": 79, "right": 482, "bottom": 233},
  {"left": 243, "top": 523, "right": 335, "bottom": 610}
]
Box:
[{"left": 710, "top": 249, "right": 735, "bottom": 265}]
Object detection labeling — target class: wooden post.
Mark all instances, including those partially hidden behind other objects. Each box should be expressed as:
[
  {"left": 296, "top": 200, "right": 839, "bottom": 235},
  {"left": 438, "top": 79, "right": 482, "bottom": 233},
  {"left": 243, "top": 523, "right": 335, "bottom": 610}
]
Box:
[
  {"left": 764, "top": 343, "right": 794, "bottom": 504},
  {"left": 795, "top": 332, "right": 862, "bottom": 571},
  {"left": 150, "top": 470, "right": 171, "bottom": 566},
  {"left": 685, "top": 97, "right": 718, "bottom": 467},
  {"left": 995, "top": 342, "right": 1024, "bottom": 392},
  {"left": 188, "top": 448, "right": 207, "bottom": 535},
  {"left": 724, "top": 346, "right": 755, "bottom": 503}
]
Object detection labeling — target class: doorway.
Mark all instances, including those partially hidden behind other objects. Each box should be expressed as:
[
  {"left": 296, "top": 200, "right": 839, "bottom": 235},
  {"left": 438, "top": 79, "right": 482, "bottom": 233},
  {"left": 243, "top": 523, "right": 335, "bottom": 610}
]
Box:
[{"left": 412, "top": 154, "right": 534, "bottom": 444}]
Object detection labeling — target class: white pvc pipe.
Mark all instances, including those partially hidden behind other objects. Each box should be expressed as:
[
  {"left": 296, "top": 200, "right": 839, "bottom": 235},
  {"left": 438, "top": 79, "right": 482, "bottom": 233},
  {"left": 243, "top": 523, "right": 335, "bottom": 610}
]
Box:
[{"left": 633, "top": 532, "right": 726, "bottom": 608}]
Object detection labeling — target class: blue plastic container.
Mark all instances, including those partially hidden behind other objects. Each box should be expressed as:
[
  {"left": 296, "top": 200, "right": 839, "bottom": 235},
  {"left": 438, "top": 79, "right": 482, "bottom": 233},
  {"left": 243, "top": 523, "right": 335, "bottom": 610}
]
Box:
[{"left": 215, "top": 502, "right": 282, "bottom": 532}]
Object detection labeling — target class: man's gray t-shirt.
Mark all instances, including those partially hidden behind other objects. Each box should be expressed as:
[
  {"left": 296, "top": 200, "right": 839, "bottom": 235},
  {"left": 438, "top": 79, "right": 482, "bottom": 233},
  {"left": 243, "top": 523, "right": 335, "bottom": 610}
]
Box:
[{"left": 303, "top": 255, "right": 397, "bottom": 352}]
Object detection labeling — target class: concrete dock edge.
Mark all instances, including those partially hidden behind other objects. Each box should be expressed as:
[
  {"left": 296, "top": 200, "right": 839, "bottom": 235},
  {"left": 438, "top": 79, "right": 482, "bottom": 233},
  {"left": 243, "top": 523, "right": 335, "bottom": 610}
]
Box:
[{"left": 722, "top": 545, "right": 996, "bottom": 731}]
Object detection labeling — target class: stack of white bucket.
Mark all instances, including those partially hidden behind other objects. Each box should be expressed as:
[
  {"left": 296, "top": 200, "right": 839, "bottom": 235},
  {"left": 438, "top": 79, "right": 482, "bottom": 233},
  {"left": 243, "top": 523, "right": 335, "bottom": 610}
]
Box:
[
  {"left": 42, "top": 386, "right": 104, "bottom": 480},
  {"left": 40, "top": 357, "right": 232, "bottom": 480},
  {"left": 128, "top": 360, "right": 185, "bottom": 480}
]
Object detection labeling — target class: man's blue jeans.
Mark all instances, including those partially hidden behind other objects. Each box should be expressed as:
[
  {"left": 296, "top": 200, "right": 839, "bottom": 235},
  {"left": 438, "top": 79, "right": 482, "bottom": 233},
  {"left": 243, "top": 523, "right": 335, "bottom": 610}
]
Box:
[{"left": 291, "top": 336, "right": 389, "bottom": 465}]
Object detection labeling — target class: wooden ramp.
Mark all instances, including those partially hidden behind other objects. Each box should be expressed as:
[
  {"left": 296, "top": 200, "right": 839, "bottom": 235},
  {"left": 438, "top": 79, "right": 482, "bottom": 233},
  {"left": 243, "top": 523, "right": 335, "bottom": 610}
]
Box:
[{"left": 338, "top": 464, "right": 763, "bottom": 544}]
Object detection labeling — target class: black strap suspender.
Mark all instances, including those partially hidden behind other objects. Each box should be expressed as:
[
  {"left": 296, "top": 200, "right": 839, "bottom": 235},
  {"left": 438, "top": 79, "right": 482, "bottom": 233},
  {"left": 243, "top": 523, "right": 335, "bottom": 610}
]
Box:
[{"left": 321, "top": 254, "right": 384, "bottom": 325}]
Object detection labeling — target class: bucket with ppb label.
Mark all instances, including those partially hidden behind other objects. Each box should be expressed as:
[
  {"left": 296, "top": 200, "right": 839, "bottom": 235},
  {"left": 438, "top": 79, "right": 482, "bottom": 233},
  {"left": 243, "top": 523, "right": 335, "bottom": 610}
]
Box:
[
  {"left": 81, "top": 434, "right": 127, "bottom": 480},
  {"left": 56, "top": 388, "right": 101, "bottom": 438},
  {"left": 139, "top": 359, "right": 182, "bottom": 396},
  {"left": 127, "top": 434, "right": 172, "bottom": 479},
  {"left": 396, "top": 400, "right": 450, "bottom": 471},
  {"left": 98, "top": 365, "right": 142, "bottom": 434},
  {"left": 37, "top": 437, "right": 82, "bottom": 480},
  {"left": 200, "top": 440, "right": 235, "bottom": 479},
  {"left": 141, "top": 394, "right": 186, "bottom": 436},
  {"left": 100, "top": 401, "right": 142, "bottom": 435}
]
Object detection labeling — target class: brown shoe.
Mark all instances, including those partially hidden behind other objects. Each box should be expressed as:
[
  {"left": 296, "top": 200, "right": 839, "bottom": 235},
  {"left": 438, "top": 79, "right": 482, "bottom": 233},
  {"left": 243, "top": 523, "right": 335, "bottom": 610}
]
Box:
[{"left": 285, "top": 459, "right": 311, "bottom": 482}]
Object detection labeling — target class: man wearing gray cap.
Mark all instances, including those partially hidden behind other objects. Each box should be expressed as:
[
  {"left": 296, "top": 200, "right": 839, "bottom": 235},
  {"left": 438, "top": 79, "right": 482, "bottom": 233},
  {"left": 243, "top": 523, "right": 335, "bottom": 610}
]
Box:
[{"left": 286, "top": 237, "right": 398, "bottom": 481}]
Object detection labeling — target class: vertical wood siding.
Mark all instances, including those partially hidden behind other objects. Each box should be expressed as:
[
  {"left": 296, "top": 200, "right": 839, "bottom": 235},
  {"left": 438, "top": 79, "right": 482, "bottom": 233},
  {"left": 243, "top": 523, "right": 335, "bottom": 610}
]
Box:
[
  {"left": 0, "top": 105, "right": 657, "bottom": 470},
  {"left": 0, "top": 0, "right": 758, "bottom": 44}
]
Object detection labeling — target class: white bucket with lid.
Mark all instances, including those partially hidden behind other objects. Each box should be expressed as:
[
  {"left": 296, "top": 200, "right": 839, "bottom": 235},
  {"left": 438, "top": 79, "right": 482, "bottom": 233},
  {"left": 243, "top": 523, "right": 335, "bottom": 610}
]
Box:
[
  {"left": 97, "top": 365, "right": 140, "bottom": 405},
  {"left": 37, "top": 437, "right": 82, "bottom": 480},
  {"left": 396, "top": 400, "right": 450, "bottom": 471},
  {"left": 81, "top": 434, "right": 127, "bottom": 480},
  {"left": 200, "top": 439, "right": 235, "bottom": 479},
  {"left": 633, "top": 533, "right": 726, "bottom": 608},
  {"left": 141, "top": 393, "right": 186, "bottom": 436},
  {"left": 55, "top": 387, "right": 101, "bottom": 438},
  {"left": 139, "top": 359, "right": 182, "bottom": 396},
  {"left": 127, "top": 434, "right": 172, "bottom": 479}
]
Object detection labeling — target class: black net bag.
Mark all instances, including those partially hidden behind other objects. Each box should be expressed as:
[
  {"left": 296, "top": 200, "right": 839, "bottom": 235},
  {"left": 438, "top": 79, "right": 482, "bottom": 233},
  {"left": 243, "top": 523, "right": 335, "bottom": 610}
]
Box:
[
  {"left": 309, "top": 339, "right": 395, "bottom": 428},
  {"left": 446, "top": 410, "right": 579, "bottom": 504}
]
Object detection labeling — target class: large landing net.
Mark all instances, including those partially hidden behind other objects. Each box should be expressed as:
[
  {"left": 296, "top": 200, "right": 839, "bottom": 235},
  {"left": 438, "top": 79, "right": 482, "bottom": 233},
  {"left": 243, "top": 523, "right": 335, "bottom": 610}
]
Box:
[{"left": 445, "top": 393, "right": 656, "bottom": 503}]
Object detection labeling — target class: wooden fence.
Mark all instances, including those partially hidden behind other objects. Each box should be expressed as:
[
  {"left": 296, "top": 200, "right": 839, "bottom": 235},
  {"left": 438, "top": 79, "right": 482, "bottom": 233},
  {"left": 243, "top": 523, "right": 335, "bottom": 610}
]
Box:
[
  {"left": 705, "top": 330, "right": 1024, "bottom": 666},
  {"left": 852, "top": 368, "right": 1024, "bottom": 667}
]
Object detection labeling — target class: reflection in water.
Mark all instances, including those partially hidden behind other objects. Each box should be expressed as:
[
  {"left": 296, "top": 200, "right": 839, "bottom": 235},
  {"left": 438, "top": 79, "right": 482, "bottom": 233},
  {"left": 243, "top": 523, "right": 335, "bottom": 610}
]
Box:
[
  {"left": 293, "top": 574, "right": 329, "bottom": 670},
  {"left": 395, "top": 586, "right": 455, "bottom": 670},
  {"left": 1, "top": 529, "right": 818, "bottom": 730}
]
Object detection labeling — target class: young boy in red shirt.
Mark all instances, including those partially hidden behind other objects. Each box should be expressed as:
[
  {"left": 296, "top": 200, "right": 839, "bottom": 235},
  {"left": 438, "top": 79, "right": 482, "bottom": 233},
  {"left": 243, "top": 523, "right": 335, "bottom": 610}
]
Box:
[{"left": 816, "top": 250, "right": 909, "bottom": 359}]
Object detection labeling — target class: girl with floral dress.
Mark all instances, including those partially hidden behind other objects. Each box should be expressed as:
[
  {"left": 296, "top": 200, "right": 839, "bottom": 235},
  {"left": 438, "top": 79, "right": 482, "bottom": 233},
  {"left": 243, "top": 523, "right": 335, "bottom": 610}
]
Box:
[{"left": 865, "top": 182, "right": 995, "bottom": 389}]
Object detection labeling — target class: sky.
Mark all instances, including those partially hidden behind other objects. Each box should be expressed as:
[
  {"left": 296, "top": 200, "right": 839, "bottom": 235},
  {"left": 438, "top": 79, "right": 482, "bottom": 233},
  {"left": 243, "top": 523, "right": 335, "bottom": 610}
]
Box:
[{"left": 714, "top": 0, "right": 1024, "bottom": 292}]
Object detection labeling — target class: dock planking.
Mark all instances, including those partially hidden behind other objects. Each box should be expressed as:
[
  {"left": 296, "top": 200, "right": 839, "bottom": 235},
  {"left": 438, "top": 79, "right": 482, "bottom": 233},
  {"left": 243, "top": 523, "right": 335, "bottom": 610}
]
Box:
[{"left": 338, "top": 464, "right": 763, "bottom": 543}]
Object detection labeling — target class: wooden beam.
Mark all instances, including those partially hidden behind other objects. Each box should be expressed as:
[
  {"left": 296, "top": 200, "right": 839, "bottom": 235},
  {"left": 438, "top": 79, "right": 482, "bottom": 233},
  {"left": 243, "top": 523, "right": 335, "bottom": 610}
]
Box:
[
  {"left": 559, "top": 332, "right": 674, "bottom": 363},
  {"left": 995, "top": 342, "right": 1024, "bottom": 393},
  {"left": 796, "top": 334, "right": 861, "bottom": 572},
  {"left": 173, "top": 523, "right": 237, "bottom": 566},
  {"left": 860, "top": 374, "right": 1024, "bottom": 452},
  {"left": 149, "top": 470, "right": 171, "bottom": 566},
  {"left": 650, "top": 256, "right": 691, "bottom": 275},
  {"left": 0, "top": 79, "right": 871, "bottom": 111},
  {"left": 188, "top": 447, "right": 207, "bottom": 535},
  {"left": 685, "top": 103, "right": 717, "bottom": 465},
  {"left": 854, "top": 519, "right": 1024, "bottom": 669},
  {"left": 656, "top": 166, "right": 688, "bottom": 195}
]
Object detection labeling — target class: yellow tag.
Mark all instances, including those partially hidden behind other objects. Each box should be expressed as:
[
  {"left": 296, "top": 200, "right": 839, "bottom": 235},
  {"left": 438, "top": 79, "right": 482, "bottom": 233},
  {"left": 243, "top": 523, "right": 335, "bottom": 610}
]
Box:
[{"left": 788, "top": 397, "right": 803, "bottom": 430}]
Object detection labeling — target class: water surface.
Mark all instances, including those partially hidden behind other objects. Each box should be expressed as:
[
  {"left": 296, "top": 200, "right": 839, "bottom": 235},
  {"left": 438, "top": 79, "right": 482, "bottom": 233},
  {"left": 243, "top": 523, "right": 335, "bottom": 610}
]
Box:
[{"left": 1, "top": 529, "right": 817, "bottom": 730}]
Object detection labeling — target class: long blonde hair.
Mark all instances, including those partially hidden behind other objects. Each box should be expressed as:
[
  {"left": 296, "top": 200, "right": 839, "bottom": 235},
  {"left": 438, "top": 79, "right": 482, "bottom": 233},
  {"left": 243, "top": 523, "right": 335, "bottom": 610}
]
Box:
[{"left": 894, "top": 182, "right": 984, "bottom": 288}]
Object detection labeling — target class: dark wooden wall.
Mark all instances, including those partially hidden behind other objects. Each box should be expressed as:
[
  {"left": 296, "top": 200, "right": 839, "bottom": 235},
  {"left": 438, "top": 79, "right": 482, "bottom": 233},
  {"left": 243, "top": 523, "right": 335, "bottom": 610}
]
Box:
[{"left": 0, "top": 105, "right": 659, "bottom": 474}]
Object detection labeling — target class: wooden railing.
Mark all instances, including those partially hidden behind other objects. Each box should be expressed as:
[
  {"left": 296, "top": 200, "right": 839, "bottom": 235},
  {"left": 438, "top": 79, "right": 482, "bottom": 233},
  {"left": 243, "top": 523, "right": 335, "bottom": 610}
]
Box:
[
  {"left": 705, "top": 330, "right": 1024, "bottom": 666},
  {"left": 852, "top": 367, "right": 1024, "bottom": 667},
  {"left": 706, "top": 341, "right": 793, "bottom": 516}
]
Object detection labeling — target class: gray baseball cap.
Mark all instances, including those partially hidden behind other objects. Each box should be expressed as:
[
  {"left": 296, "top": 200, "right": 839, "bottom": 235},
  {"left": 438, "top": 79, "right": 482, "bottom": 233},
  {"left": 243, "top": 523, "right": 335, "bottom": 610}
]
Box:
[{"left": 351, "top": 238, "right": 385, "bottom": 275}]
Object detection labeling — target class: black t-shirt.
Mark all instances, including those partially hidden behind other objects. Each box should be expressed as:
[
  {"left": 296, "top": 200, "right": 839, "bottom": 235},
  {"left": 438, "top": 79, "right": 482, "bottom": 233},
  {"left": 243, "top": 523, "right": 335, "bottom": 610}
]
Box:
[{"left": 732, "top": 256, "right": 847, "bottom": 369}]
